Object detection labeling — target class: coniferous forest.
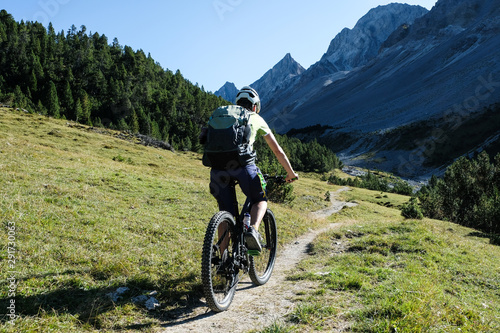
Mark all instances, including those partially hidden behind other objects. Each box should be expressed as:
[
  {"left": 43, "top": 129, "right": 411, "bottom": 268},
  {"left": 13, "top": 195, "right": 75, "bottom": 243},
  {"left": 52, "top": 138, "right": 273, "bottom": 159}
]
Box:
[
  {"left": 0, "top": 10, "right": 228, "bottom": 151},
  {"left": 0, "top": 10, "right": 342, "bottom": 172}
]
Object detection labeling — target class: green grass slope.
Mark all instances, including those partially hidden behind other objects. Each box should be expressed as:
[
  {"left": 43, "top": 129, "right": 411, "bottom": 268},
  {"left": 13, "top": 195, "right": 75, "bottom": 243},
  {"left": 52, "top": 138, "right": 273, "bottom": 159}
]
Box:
[
  {"left": 0, "top": 108, "right": 327, "bottom": 331},
  {"left": 263, "top": 188, "right": 500, "bottom": 332}
]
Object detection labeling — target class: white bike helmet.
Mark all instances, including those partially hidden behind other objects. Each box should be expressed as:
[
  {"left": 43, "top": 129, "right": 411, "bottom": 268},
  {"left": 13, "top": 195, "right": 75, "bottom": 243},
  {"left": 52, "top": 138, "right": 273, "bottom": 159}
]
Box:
[{"left": 235, "top": 86, "right": 261, "bottom": 113}]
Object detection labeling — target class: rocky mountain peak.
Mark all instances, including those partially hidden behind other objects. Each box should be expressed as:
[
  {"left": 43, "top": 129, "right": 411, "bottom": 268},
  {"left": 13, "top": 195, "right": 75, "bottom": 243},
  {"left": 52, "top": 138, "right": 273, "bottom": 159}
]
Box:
[
  {"left": 320, "top": 3, "right": 428, "bottom": 71},
  {"left": 399, "top": 0, "right": 500, "bottom": 42},
  {"left": 214, "top": 81, "right": 239, "bottom": 102},
  {"left": 251, "top": 53, "right": 305, "bottom": 105},
  {"left": 215, "top": 53, "right": 305, "bottom": 106}
]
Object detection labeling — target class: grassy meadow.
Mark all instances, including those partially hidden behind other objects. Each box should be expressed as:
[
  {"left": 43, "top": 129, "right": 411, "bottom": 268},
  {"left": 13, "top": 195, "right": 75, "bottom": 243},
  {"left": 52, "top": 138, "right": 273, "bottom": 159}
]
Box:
[
  {"left": 261, "top": 188, "right": 500, "bottom": 332},
  {"left": 1, "top": 108, "right": 499, "bottom": 332},
  {"left": 0, "top": 108, "right": 327, "bottom": 331}
]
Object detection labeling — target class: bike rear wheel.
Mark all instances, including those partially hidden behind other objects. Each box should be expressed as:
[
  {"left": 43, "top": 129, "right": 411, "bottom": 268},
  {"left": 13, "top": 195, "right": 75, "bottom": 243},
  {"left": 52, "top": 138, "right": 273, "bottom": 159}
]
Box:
[
  {"left": 249, "top": 209, "right": 277, "bottom": 285},
  {"left": 201, "top": 211, "right": 238, "bottom": 312}
]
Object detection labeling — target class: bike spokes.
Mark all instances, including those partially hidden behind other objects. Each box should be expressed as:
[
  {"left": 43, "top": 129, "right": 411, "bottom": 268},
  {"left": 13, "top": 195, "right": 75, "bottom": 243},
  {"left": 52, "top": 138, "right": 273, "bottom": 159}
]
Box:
[
  {"left": 201, "top": 212, "right": 238, "bottom": 312},
  {"left": 249, "top": 209, "right": 277, "bottom": 286}
]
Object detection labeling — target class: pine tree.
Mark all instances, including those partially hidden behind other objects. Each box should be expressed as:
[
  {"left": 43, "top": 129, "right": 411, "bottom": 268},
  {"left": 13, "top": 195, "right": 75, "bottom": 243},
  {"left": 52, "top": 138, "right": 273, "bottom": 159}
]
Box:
[
  {"left": 75, "top": 98, "right": 83, "bottom": 122},
  {"left": 0, "top": 18, "right": 6, "bottom": 43},
  {"left": 80, "top": 91, "right": 92, "bottom": 125},
  {"left": 61, "top": 81, "right": 74, "bottom": 119},
  {"left": 136, "top": 107, "right": 151, "bottom": 135},
  {"left": 13, "top": 85, "right": 26, "bottom": 108},
  {"left": 37, "top": 100, "right": 47, "bottom": 115},
  {"left": 93, "top": 117, "right": 103, "bottom": 127},
  {"left": 151, "top": 120, "right": 161, "bottom": 140},
  {"left": 47, "top": 81, "right": 60, "bottom": 118},
  {"left": 182, "top": 137, "right": 192, "bottom": 151},
  {"left": 29, "top": 69, "right": 37, "bottom": 93},
  {"left": 117, "top": 118, "right": 129, "bottom": 131},
  {"left": 128, "top": 108, "right": 139, "bottom": 133}
]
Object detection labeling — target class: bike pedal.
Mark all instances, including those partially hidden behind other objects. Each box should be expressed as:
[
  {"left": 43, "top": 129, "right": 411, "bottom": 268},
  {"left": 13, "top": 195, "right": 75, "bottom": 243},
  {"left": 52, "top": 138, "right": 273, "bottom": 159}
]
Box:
[{"left": 247, "top": 250, "right": 261, "bottom": 256}]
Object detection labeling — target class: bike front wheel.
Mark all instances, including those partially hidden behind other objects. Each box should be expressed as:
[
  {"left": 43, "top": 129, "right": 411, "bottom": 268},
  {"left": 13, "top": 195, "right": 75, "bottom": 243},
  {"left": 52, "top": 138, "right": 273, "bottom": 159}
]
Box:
[
  {"left": 201, "top": 211, "right": 238, "bottom": 312},
  {"left": 249, "top": 208, "right": 277, "bottom": 285}
]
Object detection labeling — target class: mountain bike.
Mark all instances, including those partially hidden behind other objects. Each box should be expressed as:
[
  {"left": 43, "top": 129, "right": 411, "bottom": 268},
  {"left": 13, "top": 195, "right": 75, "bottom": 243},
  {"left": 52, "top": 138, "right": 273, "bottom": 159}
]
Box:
[{"left": 201, "top": 174, "right": 284, "bottom": 312}]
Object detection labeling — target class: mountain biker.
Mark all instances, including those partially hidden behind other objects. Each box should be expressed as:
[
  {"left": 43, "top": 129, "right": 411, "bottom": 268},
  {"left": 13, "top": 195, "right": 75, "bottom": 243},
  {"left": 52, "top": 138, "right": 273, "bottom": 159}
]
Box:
[{"left": 202, "top": 86, "right": 298, "bottom": 252}]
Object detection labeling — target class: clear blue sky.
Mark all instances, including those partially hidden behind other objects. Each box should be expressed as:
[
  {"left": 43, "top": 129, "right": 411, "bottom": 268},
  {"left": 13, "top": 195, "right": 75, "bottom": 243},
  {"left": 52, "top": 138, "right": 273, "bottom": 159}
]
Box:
[{"left": 2, "top": 0, "right": 437, "bottom": 93}]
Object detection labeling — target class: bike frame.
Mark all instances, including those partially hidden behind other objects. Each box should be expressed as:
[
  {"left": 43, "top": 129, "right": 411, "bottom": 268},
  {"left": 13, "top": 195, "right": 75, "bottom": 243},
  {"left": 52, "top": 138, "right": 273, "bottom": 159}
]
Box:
[{"left": 227, "top": 178, "right": 253, "bottom": 274}]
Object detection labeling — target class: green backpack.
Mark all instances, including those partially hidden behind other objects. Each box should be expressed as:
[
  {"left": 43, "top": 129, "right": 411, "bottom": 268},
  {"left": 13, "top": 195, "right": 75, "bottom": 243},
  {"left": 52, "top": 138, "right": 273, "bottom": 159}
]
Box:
[{"left": 202, "top": 105, "right": 256, "bottom": 170}]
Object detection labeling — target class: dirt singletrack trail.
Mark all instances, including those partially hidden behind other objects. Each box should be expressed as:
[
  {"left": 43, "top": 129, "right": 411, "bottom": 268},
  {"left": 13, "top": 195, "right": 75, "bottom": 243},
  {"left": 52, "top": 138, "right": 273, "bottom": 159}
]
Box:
[{"left": 162, "top": 187, "right": 357, "bottom": 332}]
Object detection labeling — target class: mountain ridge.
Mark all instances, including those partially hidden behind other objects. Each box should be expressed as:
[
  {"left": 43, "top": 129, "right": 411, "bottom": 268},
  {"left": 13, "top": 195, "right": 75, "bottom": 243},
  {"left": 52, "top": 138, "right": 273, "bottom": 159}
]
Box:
[
  {"left": 261, "top": 3, "right": 429, "bottom": 138},
  {"left": 320, "top": 3, "right": 428, "bottom": 71},
  {"left": 214, "top": 53, "right": 305, "bottom": 106},
  {"left": 214, "top": 81, "right": 239, "bottom": 103},
  {"left": 251, "top": 53, "right": 305, "bottom": 107},
  {"left": 260, "top": 0, "right": 500, "bottom": 179}
]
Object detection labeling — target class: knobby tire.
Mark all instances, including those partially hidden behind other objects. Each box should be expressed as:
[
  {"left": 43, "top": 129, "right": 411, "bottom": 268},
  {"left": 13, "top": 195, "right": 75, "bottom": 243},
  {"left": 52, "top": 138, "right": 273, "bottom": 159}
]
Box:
[
  {"left": 201, "top": 211, "right": 238, "bottom": 312},
  {"left": 249, "top": 209, "right": 277, "bottom": 285}
]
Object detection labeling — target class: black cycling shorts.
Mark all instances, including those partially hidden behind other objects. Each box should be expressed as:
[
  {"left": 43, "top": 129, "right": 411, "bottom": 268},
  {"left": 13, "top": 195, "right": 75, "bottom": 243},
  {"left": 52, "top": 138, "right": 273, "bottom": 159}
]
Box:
[{"left": 209, "top": 164, "right": 267, "bottom": 216}]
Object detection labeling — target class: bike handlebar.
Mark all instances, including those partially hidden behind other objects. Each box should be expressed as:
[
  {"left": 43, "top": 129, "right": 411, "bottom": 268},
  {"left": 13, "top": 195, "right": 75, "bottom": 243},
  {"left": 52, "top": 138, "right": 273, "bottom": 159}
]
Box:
[{"left": 263, "top": 174, "right": 296, "bottom": 184}]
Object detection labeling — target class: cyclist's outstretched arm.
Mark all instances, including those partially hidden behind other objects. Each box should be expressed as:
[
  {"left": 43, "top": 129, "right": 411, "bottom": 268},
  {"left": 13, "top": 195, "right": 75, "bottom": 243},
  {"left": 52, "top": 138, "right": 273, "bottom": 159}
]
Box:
[{"left": 263, "top": 133, "right": 298, "bottom": 183}]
